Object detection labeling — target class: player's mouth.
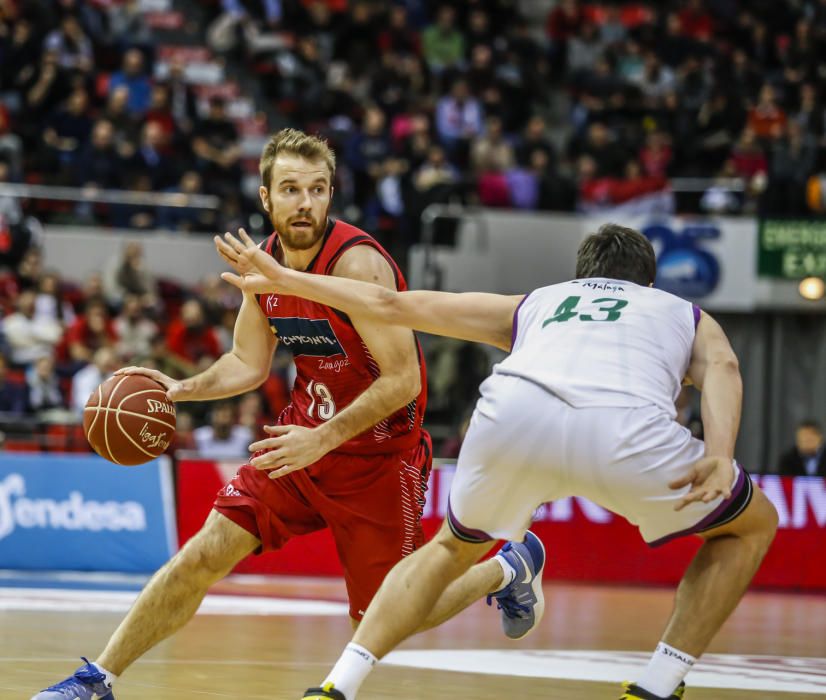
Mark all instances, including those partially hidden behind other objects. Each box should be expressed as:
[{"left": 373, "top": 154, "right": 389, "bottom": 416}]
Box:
[{"left": 290, "top": 220, "right": 313, "bottom": 229}]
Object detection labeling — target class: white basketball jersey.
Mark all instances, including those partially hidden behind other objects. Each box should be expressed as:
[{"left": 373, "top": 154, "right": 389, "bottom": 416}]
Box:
[{"left": 495, "top": 278, "right": 697, "bottom": 416}]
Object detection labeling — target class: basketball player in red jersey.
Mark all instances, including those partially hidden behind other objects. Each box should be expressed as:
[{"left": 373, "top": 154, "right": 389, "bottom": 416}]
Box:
[{"left": 31, "top": 129, "right": 522, "bottom": 700}]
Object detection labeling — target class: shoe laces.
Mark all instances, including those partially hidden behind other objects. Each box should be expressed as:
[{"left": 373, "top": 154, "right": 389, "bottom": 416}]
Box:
[
  {"left": 486, "top": 594, "right": 530, "bottom": 618},
  {"left": 45, "top": 658, "right": 107, "bottom": 695}
]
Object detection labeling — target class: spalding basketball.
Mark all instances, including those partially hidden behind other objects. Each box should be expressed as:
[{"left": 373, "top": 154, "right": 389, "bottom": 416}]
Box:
[{"left": 83, "top": 374, "right": 176, "bottom": 466}]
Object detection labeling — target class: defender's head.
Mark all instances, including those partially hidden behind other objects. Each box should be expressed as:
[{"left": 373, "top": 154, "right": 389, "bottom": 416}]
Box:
[{"left": 575, "top": 223, "right": 657, "bottom": 286}]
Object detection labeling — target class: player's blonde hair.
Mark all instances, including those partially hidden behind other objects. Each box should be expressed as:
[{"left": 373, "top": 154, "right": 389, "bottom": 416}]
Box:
[{"left": 259, "top": 128, "right": 336, "bottom": 189}]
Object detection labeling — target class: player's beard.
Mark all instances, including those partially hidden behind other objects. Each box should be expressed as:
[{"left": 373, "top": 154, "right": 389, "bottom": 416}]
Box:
[{"left": 272, "top": 211, "right": 327, "bottom": 251}]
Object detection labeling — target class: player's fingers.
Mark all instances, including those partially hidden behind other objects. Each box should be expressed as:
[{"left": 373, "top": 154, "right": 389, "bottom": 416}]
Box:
[
  {"left": 224, "top": 231, "right": 245, "bottom": 254},
  {"left": 220, "top": 272, "right": 244, "bottom": 289},
  {"left": 249, "top": 437, "right": 282, "bottom": 452},
  {"left": 668, "top": 469, "right": 696, "bottom": 490},
  {"left": 263, "top": 425, "right": 291, "bottom": 435},
  {"left": 249, "top": 450, "right": 283, "bottom": 469},
  {"left": 214, "top": 236, "right": 237, "bottom": 260},
  {"left": 269, "top": 465, "right": 300, "bottom": 480},
  {"left": 238, "top": 227, "right": 254, "bottom": 247},
  {"left": 674, "top": 489, "right": 704, "bottom": 511}
]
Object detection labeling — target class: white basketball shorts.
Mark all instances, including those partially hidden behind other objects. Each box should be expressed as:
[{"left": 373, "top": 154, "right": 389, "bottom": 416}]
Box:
[{"left": 447, "top": 373, "right": 753, "bottom": 545}]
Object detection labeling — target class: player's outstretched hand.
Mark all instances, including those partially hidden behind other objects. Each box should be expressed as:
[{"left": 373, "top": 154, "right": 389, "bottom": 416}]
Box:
[
  {"left": 668, "top": 456, "right": 734, "bottom": 511},
  {"left": 215, "top": 228, "right": 285, "bottom": 280},
  {"left": 114, "top": 366, "right": 187, "bottom": 401},
  {"left": 248, "top": 424, "right": 333, "bottom": 479}
]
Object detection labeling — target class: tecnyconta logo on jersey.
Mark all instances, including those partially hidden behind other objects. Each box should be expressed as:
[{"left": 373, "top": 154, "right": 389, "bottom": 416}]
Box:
[{"left": 0, "top": 473, "right": 147, "bottom": 541}]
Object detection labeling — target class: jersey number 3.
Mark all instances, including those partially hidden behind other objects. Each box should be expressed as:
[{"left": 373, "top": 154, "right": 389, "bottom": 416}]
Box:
[
  {"left": 542, "top": 296, "right": 629, "bottom": 326},
  {"left": 306, "top": 380, "right": 337, "bottom": 420}
]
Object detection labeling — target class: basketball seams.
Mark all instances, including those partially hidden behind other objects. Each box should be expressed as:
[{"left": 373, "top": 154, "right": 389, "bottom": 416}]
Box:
[
  {"left": 86, "top": 385, "right": 104, "bottom": 436},
  {"left": 103, "top": 375, "right": 131, "bottom": 466}
]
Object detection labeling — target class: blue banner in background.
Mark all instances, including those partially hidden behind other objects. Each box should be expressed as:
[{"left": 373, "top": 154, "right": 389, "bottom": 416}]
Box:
[{"left": 0, "top": 454, "right": 177, "bottom": 573}]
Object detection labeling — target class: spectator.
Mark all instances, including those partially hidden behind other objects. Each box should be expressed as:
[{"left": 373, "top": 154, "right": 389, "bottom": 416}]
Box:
[
  {"left": 191, "top": 97, "right": 241, "bottom": 196},
  {"left": 334, "top": 2, "right": 378, "bottom": 76},
  {"left": 70, "top": 346, "right": 118, "bottom": 416},
  {"left": 63, "top": 298, "right": 118, "bottom": 364},
  {"left": 103, "top": 242, "right": 158, "bottom": 310},
  {"left": 164, "top": 57, "right": 198, "bottom": 135},
  {"left": 764, "top": 120, "right": 818, "bottom": 215},
  {"left": 471, "top": 116, "right": 515, "bottom": 175},
  {"left": 165, "top": 299, "right": 221, "bottom": 366},
  {"left": 108, "top": 48, "right": 152, "bottom": 116},
  {"left": 435, "top": 78, "right": 483, "bottom": 153},
  {"left": 102, "top": 85, "right": 142, "bottom": 154},
  {"left": 730, "top": 128, "right": 768, "bottom": 184},
  {"left": 157, "top": 171, "right": 217, "bottom": 232},
  {"left": 114, "top": 294, "right": 158, "bottom": 361},
  {"left": 42, "top": 13, "right": 93, "bottom": 74},
  {"left": 0, "top": 351, "right": 27, "bottom": 415},
  {"left": 378, "top": 5, "right": 420, "bottom": 56},
  {"left": 26, "top": 353, "right": 64, "bottom": 414},
  {"left": 192, "top": 400, "right": 254, "bottom": 459},
  {"left": 515, "top": 115, "right": 554, "bottom": 167},
  {"left": 72, "top": 119, "right": 124, "bottom": 189},
  {"left": 42, "top": 88, "right": 92, "bottom": 173},
  {"left": 748, "top": 84, "right": 787, "bottom": 140},
  {"left": 778, "top": 420, "right": 826, "bottom": 477},
  {"left": 422, "top": 5, "right": 464, "bottom": 73},
  {"left": 2, "top": 290, "right": 62, "bottom": 366},
  {"left": 131, "top": 120, "right": 178, "bottom": 191},
  {"left": 34, "top": 270, "right": 75, "bottom": 329}
]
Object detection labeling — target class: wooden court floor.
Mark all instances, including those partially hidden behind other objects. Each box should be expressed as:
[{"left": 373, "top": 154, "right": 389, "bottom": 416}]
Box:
[{"left": 3, "top": 577, "right": 825, "bottom": 700}]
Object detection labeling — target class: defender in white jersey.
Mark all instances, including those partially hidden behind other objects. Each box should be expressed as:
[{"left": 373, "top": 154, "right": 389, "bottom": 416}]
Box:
[{"left": 218, "top": 224, "right": 779, "bottom": 700}]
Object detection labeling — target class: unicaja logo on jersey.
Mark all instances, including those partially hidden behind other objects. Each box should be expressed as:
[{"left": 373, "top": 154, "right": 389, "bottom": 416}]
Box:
[
  {"left": 642, "top": 221, "right": 721, "bottom": 298},
  {"left": 0, "top": 473, "right": 147, "bottom": 541}
]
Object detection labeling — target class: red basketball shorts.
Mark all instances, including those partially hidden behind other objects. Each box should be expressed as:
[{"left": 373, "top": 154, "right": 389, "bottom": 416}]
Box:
[{"left": 213, "top": 432, "right": 432, "bottom": 620}]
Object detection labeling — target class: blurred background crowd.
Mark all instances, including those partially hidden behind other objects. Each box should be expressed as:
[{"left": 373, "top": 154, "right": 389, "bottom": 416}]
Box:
[{"left": 2, "top": 0, "right": 826, "bottom": 466}]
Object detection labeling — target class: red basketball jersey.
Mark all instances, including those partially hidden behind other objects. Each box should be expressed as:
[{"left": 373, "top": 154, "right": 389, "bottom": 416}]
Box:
[{"left": 257, "top": 218, "right": 427, "bottom": 454}]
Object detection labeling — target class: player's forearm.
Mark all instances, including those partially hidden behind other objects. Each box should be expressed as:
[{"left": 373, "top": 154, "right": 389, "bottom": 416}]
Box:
[
  {"left": 177, "top": 351, "right": 267, "bottom": 401},
  {"left": 278, "top": 266, "right": 399, "bottom": 322},
  {"left": 315, "top": 373, "right": 420, "bottom": 453},
  {"left": 699, "top": 359, "right": 742, "bottom": 459}
]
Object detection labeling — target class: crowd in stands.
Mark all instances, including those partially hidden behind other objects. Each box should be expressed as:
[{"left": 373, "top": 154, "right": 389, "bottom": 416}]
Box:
[
  {"left": 3, "top": 0, "right": 826, "bottom": 460},
  {"left": 0, "top": 0, "right": 824, "bottom": 245}
]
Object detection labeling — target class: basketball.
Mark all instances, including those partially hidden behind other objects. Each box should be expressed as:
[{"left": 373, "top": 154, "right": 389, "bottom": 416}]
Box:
[{"left": 83, "top": 374, "right": 176, "bottom": 466}]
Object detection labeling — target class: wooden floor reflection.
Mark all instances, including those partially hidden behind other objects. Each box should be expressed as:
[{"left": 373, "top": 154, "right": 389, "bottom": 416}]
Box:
[{"left": 4, "top": 577, "right": 825, "bottom": 700}]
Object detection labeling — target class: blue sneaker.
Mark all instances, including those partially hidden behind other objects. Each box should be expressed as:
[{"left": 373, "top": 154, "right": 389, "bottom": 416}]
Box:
[
  {"left": 31, "top": 658, "right": 115, "bottom": 700},
  {"left": 487, "top": 531, "right": 546, "bottom": 640}
]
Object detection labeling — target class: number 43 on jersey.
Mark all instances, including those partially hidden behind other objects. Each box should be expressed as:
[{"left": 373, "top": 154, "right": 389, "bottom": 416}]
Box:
[{"left": 542, "top": 296, "right": 629, "bottom": 326}]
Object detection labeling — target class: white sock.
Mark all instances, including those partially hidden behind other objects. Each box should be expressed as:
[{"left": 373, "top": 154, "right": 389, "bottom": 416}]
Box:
[
  {"left": 322, "top": 643, "right": 377, "bottom": 699},
  {"left": 492, "top": 553, "right": 517, "bottom": 594},
  {"left": 636, "top": 642, "right": 695, "bottom": 698},
  {"left": 90, "top": 661, "right": 118, "bottom": 690}
]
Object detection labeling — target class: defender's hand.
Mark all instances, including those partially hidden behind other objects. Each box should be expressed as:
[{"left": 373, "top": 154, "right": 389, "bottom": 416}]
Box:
[
  {"left": 248, "top": 424, "right": 333, "bottom": 479},
  {"left": 669, "top": 456, "right": 735, "bottom": 512},
  {"left": 214, "top": 228, "right": 285, "bottom": 282}
]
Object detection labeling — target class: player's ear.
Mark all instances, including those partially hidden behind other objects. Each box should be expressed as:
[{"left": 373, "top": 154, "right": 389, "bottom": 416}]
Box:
[{"left": 259, "top": 186, "right": 270, "bottom": 212}]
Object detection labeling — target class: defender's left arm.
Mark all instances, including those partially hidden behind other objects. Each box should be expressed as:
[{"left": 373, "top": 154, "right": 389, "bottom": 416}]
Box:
[{"left": 250, "top": 245, "right": 421, "bottom": 477}]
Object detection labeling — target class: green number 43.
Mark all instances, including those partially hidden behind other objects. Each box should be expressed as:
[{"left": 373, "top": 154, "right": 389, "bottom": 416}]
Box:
[{"left": 542, "top": 295, "right": 629, "bottom": 326}]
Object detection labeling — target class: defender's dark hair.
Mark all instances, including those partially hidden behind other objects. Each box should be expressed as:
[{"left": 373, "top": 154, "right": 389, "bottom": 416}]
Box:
[
  {"left": 798, "top": 419, "right": 822, "bottom": 433},
  {"left": 575, "top": 223, "right": 657, "bottom": 286}
]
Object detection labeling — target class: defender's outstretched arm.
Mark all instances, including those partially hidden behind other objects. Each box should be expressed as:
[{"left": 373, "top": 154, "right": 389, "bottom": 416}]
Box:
[{"left": 216, "top": 229, "right": 522, "bottom": 351}]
